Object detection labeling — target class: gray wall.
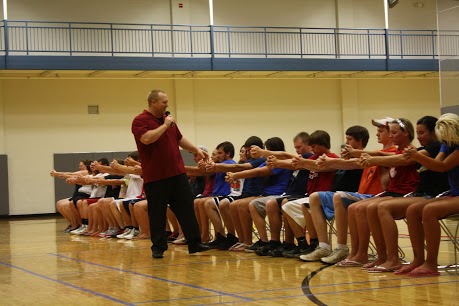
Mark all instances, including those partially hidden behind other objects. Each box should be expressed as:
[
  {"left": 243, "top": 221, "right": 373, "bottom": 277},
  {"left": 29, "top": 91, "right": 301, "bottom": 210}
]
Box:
[
  {"left": 0, "top": 155, "right": 8, "bottom": 215},
  {"left": 53, "top": 151, "right": 195, "bottom": 207}
]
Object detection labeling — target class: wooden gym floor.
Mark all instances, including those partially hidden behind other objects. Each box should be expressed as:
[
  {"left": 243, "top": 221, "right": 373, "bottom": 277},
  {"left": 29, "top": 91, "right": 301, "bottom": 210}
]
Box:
[{"left": 0, "top": 216, "right": 458, "bottom": 305}]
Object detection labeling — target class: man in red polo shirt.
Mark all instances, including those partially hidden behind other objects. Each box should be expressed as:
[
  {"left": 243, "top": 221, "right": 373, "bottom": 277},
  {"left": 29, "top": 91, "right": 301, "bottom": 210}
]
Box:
[{"left": 131, "top": 89, "right": 211, "bottom": 258}]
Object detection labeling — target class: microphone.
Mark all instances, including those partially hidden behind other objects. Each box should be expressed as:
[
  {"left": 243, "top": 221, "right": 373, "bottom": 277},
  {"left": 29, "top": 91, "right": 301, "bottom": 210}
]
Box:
[{"left": 165, "top": 111, "right": 174, "bottom": 127}]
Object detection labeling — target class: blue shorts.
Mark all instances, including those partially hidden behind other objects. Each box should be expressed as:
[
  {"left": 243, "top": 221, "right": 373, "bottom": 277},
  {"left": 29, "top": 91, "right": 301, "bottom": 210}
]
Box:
[
  {"left": 317, "top": 191, "right": 336, "bottom": 221},
  {"left": 335, "top": 191, "right": 374, "bottom": 209}
]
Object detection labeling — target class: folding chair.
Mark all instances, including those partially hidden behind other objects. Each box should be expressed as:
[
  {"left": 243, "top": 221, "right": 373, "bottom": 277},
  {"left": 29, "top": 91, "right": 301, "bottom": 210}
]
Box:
[{"left": 439, "top": 214, "right": 459, "bottom": 272}]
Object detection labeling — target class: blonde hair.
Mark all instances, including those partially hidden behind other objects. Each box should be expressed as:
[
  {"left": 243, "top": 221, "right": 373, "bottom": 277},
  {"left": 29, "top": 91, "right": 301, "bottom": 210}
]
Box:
[
  {"left": 435, "top": 113, "right": 459, "bottom": 146},
  {"left": 147, "top": 89, "right": 165, "bottom": 105}
]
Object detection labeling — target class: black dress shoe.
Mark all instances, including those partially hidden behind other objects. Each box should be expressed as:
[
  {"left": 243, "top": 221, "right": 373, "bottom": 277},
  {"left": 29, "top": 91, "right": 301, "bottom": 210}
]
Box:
[
  {"left": 188, "top": 243, "right": 211, "bottom": 254},
  {"left": 152, "top": 250, "right": 164, "bottom": 259}
]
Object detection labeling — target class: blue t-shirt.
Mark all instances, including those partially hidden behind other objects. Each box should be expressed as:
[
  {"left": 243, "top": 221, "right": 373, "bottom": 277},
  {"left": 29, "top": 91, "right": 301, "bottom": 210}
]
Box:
[
  {"left": 440, "top": 144, "right": 459, "bottom": 196},
  {"left": 241, "top": 158, "right": 266, "bottom": 196},
  {"left": 212, "top": 159, "right": 236, "bottom": 196},
  {"left": 259, "top": 162, "right": 293, "bottom": 196}
]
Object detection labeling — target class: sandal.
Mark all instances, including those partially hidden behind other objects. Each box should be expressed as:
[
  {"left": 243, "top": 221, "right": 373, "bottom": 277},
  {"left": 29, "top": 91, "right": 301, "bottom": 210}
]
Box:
[{"left": 407, "top": 268, "right": 440, "bottom": 277}]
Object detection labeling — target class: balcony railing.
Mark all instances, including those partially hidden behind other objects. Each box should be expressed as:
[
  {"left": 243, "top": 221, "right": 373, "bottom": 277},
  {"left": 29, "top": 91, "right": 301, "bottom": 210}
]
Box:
[{"left": 0, "top": 20, "right": 458, "bottom": 59}]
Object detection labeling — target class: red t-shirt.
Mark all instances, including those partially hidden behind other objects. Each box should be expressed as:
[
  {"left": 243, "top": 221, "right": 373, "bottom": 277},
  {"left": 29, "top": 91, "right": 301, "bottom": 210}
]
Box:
[
  {"left": 131, "top": 110, "right": 185, "bottom": 183},
  {"left": 387, "top": 150, "right": 420, "bottom": 194},
  {"left": 307, "top": 153, "right": 339, "bottom": 194}
]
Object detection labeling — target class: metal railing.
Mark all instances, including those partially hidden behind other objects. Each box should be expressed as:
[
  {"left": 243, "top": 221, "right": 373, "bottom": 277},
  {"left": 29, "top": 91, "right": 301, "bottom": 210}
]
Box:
[{"left": 0, "top": 20, "right": 458, "bottom": 59}]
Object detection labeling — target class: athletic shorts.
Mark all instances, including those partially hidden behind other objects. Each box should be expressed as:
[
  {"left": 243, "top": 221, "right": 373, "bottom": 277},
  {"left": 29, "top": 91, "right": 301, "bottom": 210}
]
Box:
[
  {"left": 335, "top": 191, "right": 374, "bottom": 209},
  {"left": 69, "top": 192, "right": 90, "bottom": 206},
  {"left": 86, "top": 197, "right": 101, "bottom": 205},
  {"left": 122, "top": 198, "right": 144, "bottom": 214},
  {"left": 212, "top": 193, "right": 257, "bottom": 207},
  {"left": 250, "top": 196, "right": 278, "bottom": 218},
  {"left": 281, "top": 197, "right": 310, "bottom": 228},
  {"left": 275, "top": 195, "right": 306, "bottom": 207},
  {"left": 317, "top": 191, "right": 336, "bottom": 221}
]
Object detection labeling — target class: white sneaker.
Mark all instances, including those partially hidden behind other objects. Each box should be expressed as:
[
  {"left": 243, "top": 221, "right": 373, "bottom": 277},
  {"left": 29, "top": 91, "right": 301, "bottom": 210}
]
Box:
[
  {"left": 116, "top": 228, "right": 133, "bottom": 239},
  {"left": 320, "top": 246, "right": 349, "bottom": 264},
  {"left": 299, "top": 246, "right": 332, "bottom": 262},
  {"left": 70, "top": 225, "right": 85, "bottom": 235},
  {"left": 124, "top": 229, "right": 140, "bottom": 240}
]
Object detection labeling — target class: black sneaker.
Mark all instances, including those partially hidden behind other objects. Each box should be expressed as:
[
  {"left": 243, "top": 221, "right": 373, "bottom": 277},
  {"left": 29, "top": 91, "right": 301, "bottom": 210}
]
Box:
[
  {"left": 208, "top": 233, "right": 227, "bottom": 249},
  {"left": 217, "top": 233, "right": 239, "bottom": 250},
  {"left": 256, "top": 240, "right": 282, "bottom": 256},
  {"left": 188, "top": 243, "right": 212, "bottom": 254},
  {"left": 283, "top": 240, "right": 310, "bottom": 258},
  {"left": 270, "top": 242, "right": 296, "bottom": 257},
  {"left": 244, "top": 240, "right": 268, "bottom": 253}
]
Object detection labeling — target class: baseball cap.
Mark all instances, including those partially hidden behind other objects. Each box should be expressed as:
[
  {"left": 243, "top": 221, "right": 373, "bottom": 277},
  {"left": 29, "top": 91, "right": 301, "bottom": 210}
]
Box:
[{"left": 372, "top": 117, "right": 394, "bottom": 127}]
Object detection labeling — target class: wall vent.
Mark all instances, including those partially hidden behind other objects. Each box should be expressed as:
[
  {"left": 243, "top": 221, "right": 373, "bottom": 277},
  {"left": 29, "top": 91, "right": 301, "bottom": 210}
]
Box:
[{"left": 88, "top": 105, "right": 99, "bottom": 115}]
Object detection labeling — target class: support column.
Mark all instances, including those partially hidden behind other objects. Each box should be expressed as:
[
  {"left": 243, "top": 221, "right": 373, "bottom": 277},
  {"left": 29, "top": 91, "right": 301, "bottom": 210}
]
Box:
[
  {"left": 437, "top": 0, "right": 459, "bottom": 114},
  {"left": 0, "top": 80, "right": 5, "bottom": 154}
]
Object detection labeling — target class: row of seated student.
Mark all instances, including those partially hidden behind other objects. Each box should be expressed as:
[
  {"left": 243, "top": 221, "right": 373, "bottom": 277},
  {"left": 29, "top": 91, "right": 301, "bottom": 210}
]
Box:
[
  {"left": 182, "top": 113, "right": 458, "bottom": 277},
  {"left": 51, "top": 113, "right": 459, "bottom": 278},
  {"left": 51, "top": 153, "right": 151, "bottom": 239},
  {"left": 50, "top": 147, "right": 220, "bottom": 243}
]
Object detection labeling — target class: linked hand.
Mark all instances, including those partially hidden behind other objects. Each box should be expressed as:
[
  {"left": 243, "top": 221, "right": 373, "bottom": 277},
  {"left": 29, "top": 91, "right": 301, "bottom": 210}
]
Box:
[
  {"left": 291, "top": 156, "right": 300, "bottom": 169},
  {"left": 110, "top": 159, "right": 119, "bottom": 168},
  {"left": 250, "top": 145, "right": 262, "bottom": 158},
  {"left": 358, "top": 153, "right": 372, "bottom": 168},
  {"left": 403, "top": 145, "right": 417, "bottom": 161},
  {"left": 204, "top": 161, "right": 215, "bottom": 172},
  {"left": 266, "top": 155, "right": 277, "bottom": 169},
  {"left": 225, "top": 172, "right": 235, "bottom": 183},
  {"left": 341, "top": 144, "right": 353, "bottom": 160}
]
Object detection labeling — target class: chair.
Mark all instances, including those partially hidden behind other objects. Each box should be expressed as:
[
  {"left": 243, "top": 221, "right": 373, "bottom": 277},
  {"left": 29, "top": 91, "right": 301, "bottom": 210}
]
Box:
[{"left": 439, "top": 214, "right": 459, "bottom": 272}]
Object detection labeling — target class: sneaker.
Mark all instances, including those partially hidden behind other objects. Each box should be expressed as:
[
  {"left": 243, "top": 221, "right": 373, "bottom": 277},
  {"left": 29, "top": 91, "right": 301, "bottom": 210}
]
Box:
[
  {"left": 125, "top": 229, "right": 140, "bottom": 240},
  {"left": 320, "top": 246, "right": 350, "bottom": 265},
  {"left": 167, "top": 232, "right": 179, "bottom": 243},
  {"left": 299, "top": 246, "right": 332, "bottom": 262},
  {"left": 97, "top": 230, "right": 109, "bottom": 238},
  {"left": 63, "top": 225, "right": 72, "bottom": 233},
  {"left": 70, "top": 225, "right": 85, "bottom": 235},
  {"left": 255, "top": 240, "right": 282, "bottom": 256},
  {"left": 109, "top": 228, "right": 123, "bottom": 238},
  {"left": 270, "top": 242, "right": 296, "bottom": 257},
  {"left": 217, "top": 233, "right": 239, "bottom": 250},
  {"left": 283, "top": 239, "right": 310, "bottom": 258},
  {"left": 208, "top": 233, "right": 227, "bottom": 249},
  {"left": 116, "top": 228, "right": 133, "bottom": 239},
  {"left": 244, "top": 240, "right": 268, "bottom": 253},
  {"left": 295, "top": 240, "right": 319, "bottom": 258},
  {"left": 172, "top": 237, "right": 187, "bottom": 245}
]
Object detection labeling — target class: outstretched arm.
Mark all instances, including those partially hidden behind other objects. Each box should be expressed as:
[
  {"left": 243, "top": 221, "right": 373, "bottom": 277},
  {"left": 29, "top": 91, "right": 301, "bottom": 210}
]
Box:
[
  {"left": 250, "top": 145, "right": 297, "bottom": 160},
  {"left": 404, "top": 146, "right": 459, "bottom": 172}
]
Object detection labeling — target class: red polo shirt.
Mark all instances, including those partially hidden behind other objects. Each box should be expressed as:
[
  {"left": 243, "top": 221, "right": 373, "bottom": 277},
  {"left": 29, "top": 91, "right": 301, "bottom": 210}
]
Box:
[{"left": 132, "top": 110, "right": 185, "bottom": 183}]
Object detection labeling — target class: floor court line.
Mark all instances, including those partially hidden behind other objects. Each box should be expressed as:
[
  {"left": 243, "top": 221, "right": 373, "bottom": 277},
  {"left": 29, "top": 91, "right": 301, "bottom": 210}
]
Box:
[
  {"left": 196, "top": 279, "right": 459, "bottom": 305},
  {"left": 0, "top": 260, "right": 134, "bottom": 305},
  {"left": 303, "top": 279, "right": 459, "bottom": 297},
  {"left": 49, "top": 253, "right": 253, "bottom": 302}
]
